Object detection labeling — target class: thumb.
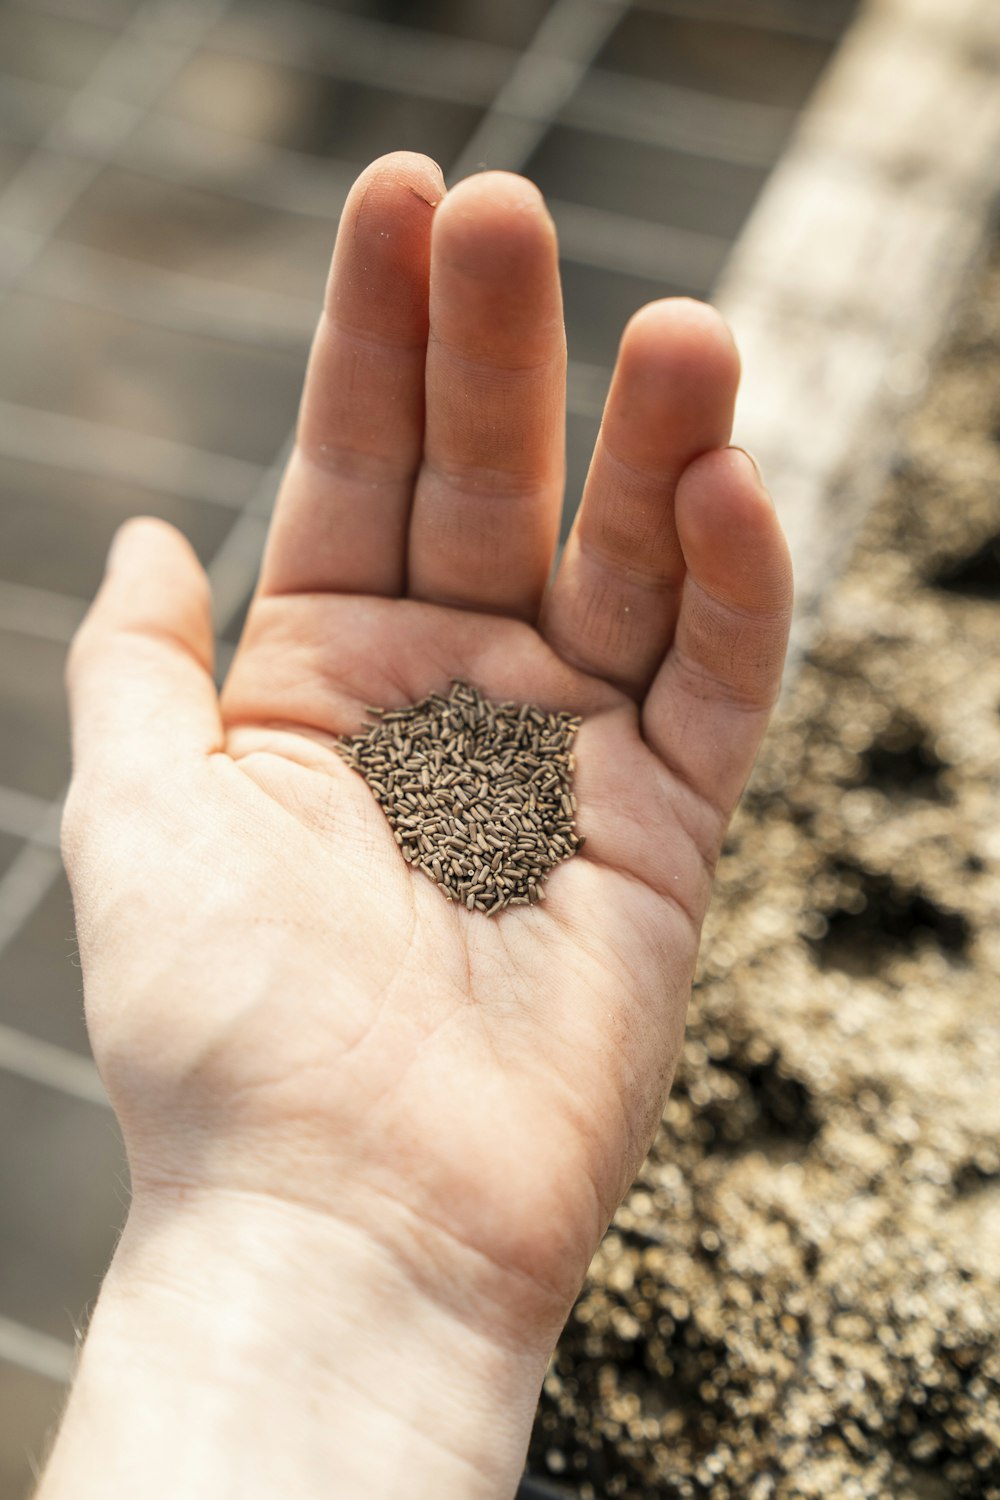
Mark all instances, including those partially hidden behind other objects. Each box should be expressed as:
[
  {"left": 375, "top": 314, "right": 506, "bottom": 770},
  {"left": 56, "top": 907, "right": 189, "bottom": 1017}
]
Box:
[{"left": 66, "top": 517, "right": 223, "bottom": 783}]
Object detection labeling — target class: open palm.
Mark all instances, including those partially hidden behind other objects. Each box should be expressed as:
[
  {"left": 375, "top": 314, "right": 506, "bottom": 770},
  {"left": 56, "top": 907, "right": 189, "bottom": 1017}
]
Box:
[{"left": 64, "top": 154, "right": 792, "bottom": 1349}]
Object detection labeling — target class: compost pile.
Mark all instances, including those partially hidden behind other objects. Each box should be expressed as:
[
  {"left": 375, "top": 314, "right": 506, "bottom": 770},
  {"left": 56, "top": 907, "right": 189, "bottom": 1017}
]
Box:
[{"left": 530, "top": 242, "right": 1000, "bottom": 1498}]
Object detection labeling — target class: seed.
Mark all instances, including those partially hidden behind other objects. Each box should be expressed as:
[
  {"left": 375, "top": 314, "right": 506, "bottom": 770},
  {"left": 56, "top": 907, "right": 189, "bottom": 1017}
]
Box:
[{"left": 334, "top": 679, "right": 584, "bottom": 915}]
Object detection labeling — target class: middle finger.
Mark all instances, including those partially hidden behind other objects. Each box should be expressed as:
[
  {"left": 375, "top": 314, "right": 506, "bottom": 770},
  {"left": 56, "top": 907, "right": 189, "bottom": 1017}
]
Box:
[{"left": 406, "top": 171, "right": 566, "bottom": 623}]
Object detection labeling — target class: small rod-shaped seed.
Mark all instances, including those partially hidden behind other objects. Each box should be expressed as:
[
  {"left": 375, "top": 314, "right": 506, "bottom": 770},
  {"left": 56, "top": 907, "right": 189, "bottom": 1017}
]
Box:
[{"left": 334, "top": 680, "right": 584, "bottom": 916}]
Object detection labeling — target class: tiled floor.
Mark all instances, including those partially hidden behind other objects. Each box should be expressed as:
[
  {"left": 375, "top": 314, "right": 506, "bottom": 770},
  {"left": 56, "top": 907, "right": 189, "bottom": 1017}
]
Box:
[
  {"left": 0, "top": 636, "right": 71, "bottom": 802},
  {"left": 0, "top": 1071, "right": 127, "bottom": 1342},
  {"left": 0, "top": 454, "right": 236, "bottom": 596},
  {"left": 0, "top": 873, "right": 89, "bottom": 1054},
  {"left": 0, "top": 0, "right": 857, "bottom": 1492}
]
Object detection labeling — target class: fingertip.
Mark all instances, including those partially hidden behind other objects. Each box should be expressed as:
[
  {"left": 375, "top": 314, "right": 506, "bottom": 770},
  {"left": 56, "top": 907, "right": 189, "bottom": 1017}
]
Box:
[
  {"left": 349, "top": 150, "right": 445, "bottom": 207},
  {"left": 425, "top": 168, "right": 563, "bottom": 371},
  {"left": 433, "top": 170, "right": 557, "bottom": 273},
  {"left": 90, "top": 515, "right": 214, "bottom": 670},
  {"left": 679, "top": 446, "right": 774, "bottom": 535},
  {"left": 105, "top": 514, "right": 200, "bottom": 575},
  {"left": 333, "top": 155, "right": 440, "bottom": 279},
  {"left": 324, "top": 151, "right": 443, "bottom": 345},
  {"left": 597, "top": 299, "right": 739, "bottom": 483},
  {"left": 444, "top": 168, "right": 549, "bottom": 215},
  {"left": 103, "top": 516, "right": 212, "bottom": 619},
  {"left": 618, "top": 297, "right": 741, "bottom": 395},
  {"left": 67, "top": 516, "right": 221, "bottom": 781},
  {"left": 675, "top": 447, "right": 793, "bottom": 614}
]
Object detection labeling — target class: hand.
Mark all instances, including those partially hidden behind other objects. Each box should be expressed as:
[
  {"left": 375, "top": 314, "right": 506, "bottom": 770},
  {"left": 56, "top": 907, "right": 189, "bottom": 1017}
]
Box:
[{"left": 53, "top": 153, "right": 791, "bottom": 1497}]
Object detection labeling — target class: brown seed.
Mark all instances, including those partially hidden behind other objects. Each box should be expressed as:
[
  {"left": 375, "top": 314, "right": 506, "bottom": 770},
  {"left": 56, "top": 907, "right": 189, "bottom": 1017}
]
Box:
[{"left": 335, "top": 678, "right": 582, "bottom": 916}]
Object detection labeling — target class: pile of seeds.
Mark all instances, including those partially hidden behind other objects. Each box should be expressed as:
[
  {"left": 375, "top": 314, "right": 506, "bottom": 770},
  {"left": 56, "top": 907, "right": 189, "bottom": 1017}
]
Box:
[{"left": 335, "top": 678, "right": 584, "bottom": 913}]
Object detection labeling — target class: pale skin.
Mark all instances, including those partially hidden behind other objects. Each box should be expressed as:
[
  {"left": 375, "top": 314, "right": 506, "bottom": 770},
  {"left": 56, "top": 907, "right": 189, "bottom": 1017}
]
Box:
[{"left": 40, "top": 153, "right": 792, "bottom": 1498}]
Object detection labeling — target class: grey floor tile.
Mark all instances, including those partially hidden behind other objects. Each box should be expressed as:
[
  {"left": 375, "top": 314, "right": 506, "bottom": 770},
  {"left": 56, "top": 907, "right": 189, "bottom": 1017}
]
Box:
[
  {"left": 0, "top": 1071, "right": 127, "bottom": 1341},
  {"left": 161, "top": 52, "right": 483, "bottom": 167},
  {"left": 529, "top": 126, "right": 767, "bottom": 241},
  {"left": 58, "top": 168, "right": 336, "bottom": 304},
  {"left": 0, "top": 142, "right": 30, "bottom": 194},
  {"left": 76, "top": 0, "right": 143, "bottom": 20},
  {"left": 257, "top": 0, "right": 549, "bottom": 48},
  {"left": 0, "top": 1360, "right": 65, "bottom": 1500},
  {"left": 0, "top": 292, "right": 302, "bottom": 465},
  {"left": 0, "top": 833, "right": 22, "bottom": 880},
  {"left": 0, "top": 870, "right": 88, "bottom": 1057},
  {"left": 594, "top": 9, "right": 839, "bottom": 106},
  {"left": 561, "top": 261, "right": 694, "bottom": 369},
  {"left": 0, "top": 87, "right": 69, "bottom": 154},
  {"left": 0, "top": 632, "right": 69, "bottom": 801},
  {"left": 0, "top": 456, "right": 236, "bottom": 600},
  {"left": 403, "top": 0, "right": 549, "bottom": 47},
  {"left": 0, "top": 10, "right": 114, "bottom": 92}
]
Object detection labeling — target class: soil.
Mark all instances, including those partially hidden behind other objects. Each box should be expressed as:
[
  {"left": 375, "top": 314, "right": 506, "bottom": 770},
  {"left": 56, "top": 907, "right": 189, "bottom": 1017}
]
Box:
[{"left": 528, "top": 234, "right": 1000, "bottom": 1498}]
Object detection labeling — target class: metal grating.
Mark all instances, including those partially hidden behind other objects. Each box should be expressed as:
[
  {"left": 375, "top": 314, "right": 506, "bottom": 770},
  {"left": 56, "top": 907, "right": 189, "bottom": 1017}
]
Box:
[{"left": 0, "top": 0, "right": 856, "bottom": 1492}]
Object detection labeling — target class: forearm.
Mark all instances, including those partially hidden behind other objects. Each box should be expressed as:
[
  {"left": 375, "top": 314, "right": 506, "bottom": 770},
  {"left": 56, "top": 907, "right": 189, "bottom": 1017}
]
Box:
[{"left": 36, "top": 1188, "right": 548, "bottom": 1500}]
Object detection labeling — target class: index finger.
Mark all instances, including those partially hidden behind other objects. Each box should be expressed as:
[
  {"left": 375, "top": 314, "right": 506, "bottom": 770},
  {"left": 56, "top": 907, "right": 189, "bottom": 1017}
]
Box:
[{"left": 259, "top": 152, "right": 444, "bottom": 600}]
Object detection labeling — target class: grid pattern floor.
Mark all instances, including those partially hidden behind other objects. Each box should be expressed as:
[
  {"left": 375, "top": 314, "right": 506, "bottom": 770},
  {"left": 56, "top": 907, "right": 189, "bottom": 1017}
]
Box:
[{"left": 0, "top": 0, "right": 856, "bottom": 1491}]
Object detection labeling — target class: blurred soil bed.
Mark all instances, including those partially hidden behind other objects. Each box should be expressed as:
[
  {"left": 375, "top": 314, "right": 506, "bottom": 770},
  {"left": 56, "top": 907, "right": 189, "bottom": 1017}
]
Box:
[{"left": 530, "top": 235, "right": 1000, "bottom": 1499}]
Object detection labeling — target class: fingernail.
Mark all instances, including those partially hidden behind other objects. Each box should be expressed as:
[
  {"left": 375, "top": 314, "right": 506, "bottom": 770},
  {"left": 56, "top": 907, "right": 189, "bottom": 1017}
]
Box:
[
  {"left": 416, "top": 158, "right": 446, "bottom": 204},
  {"left": 728, "top": 446, "right": 774, "bottom": 506},
  {"left": 727, "top": 445, "right": 764, "bottom": 484}
]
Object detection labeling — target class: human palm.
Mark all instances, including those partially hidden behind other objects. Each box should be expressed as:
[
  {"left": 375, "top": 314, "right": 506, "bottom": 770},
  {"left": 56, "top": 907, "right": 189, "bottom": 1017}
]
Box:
[{"left": 64, "top": 154, "right": 792, "bottom": 1347}]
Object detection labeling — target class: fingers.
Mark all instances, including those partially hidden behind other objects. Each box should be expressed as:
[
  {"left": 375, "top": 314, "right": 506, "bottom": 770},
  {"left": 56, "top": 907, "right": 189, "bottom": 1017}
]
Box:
[
  {"left": 66, "top": 518, "right": 222, "bottom": 782},
  {"left": 259, "top": 152, "right": 444, "bottom": 599},
  {"left": 541, "top": 299, "right": 739, "bottom": 694},
  {"left": 406, "top": 171, "right": 566, "bottom": 622},
  {"left": 642, "top": 447, "right": 793, "bottom": 819}
]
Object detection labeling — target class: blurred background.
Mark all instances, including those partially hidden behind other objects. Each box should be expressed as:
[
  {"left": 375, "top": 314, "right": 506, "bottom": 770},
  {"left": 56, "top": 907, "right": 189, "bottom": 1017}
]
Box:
[{"left": 1, "top": 0, "right": 998, "bottom": 1496}]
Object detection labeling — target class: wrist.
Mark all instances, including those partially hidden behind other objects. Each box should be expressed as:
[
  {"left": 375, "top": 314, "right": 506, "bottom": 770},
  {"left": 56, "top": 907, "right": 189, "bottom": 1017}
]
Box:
[{"left": 39, "top": 1186, "right": 550, "bottom": 1499}]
